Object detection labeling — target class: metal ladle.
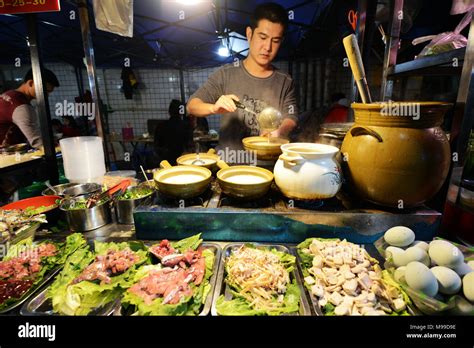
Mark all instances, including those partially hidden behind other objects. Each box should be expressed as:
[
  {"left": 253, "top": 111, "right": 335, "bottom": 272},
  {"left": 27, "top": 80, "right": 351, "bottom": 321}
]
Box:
[
  {"left": 191, "top": 141, "right": 205, "bottom": 165},
  {"left": 45, "top": 181, "right": 59, "bottom": 195},
  {"left": 233, "top": 100, "right": 282, "bottom": 133}
]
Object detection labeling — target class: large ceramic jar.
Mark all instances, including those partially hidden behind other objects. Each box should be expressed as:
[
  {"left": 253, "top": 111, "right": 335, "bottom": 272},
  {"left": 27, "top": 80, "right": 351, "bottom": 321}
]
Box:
[
  {"left": 341, "top": 102, "right": 451, "bottom": 208},
  {"left": 274, "top": 143, "right": 342, "bottom": 200}
]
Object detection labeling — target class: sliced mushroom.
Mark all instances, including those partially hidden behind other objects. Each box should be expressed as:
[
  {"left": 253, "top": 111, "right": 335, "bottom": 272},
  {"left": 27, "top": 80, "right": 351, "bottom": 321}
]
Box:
[{"left": 334, "top": 304, "right": 350, "bottom": 316}]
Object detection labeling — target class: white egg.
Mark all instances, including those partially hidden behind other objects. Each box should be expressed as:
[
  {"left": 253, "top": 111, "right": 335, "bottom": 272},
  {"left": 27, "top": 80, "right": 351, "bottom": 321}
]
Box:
[
  {"left": 428, "top": 240, "right": 464, "bottom": 269},
  {"left": 403, "top": 247, "right": 430, "bottom": 267},
  {"left": 386, "top": 246, "right": 406, "bottom": 267},
  {"left": 454, "top": 262, "right": 473, "bottom": 277},
  {"left": 394, "top": 266, "right": 406, "bottom": 283},
  {"left": 463, "top": 272, "right": 474, "bottom": 302},
  {"left": 384, "top": 226, "right": 415, "bottom": 247},
  {"left": 452, "top": 296, "right": 474, "bottom": 315},
  {"left": 411, "top": 240, "right": 429, "bottom": 252},
  {"left": 431, "top": 266, "right": 462, "bottom": 295},
  {"left": 405, "top": 261, "right": 438, "bottom": 297}
]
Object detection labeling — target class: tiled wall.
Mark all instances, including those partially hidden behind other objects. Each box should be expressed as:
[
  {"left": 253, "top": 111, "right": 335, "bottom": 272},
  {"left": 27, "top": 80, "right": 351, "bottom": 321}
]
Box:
[{"left": 1, "top": 59, "right": 359, "bottom": 151}]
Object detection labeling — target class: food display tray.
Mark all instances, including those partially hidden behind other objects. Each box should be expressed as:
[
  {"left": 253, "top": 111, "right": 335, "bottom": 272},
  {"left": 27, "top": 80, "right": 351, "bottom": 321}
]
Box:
[
  {"left": 0, "top": 267, "right": 61, "bottom": 314},
  {"left": 110, "top": 242, "right": 221, "bottom": 316},
  {"left": 295, "top": 242, "right": 418, "bottom": 316},
  {"left": 20, "top": 283, "right": 118, "bottom": 316},
  {"left": 211, "top": 243, "right": 311, "bottom": 316}
]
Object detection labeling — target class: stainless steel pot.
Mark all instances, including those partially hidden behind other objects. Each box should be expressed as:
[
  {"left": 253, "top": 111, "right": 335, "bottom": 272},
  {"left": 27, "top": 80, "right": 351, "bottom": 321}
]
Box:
[
  {"left": 116, "top": 187, "right": 154, "bottom": 224},
  {"left": 60, "top": 199, "right": 111, "bottom": 232},
  {"left": 41, "top": 183, "right": 80, "bottom": 196},
  {"left": 62, "top": 183, "right": 102, "bottom": 198}
]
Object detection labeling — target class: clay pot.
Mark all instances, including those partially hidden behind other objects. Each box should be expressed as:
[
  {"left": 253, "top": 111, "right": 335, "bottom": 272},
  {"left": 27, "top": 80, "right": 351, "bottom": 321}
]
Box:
[
  {"left": 341, "top": 102, "right": 451, "bottom": 208},
  {"left": 274, "top": 143, "right": 342, "bottom": 200}
]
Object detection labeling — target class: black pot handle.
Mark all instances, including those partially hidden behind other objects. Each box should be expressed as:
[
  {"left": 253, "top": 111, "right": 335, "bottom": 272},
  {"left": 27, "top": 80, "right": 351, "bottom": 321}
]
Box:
[{"left": 350, "top": 126, "right": 383, "bottom": 142}]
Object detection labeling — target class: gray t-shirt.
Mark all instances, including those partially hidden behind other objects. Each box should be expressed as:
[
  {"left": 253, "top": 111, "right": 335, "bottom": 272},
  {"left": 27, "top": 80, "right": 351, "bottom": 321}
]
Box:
[{"left": 189, "top": 62, "right": 298, "bottom": 151}]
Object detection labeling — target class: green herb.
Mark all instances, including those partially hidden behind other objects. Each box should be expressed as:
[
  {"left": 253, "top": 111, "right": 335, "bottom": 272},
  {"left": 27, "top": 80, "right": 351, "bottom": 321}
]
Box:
[
  {"left": 23, "top": 204, "right": 56, "bottom": 216},
  {"left": 118, "top": 187, "right": 153, "bottom": 200}
]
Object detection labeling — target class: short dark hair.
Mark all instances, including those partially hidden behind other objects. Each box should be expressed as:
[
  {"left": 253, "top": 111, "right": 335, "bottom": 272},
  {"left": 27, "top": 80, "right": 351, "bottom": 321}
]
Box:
[
  {"left": 23, "top": 68, "right": 60, "bottom": 87},
  {"left": 169, "top": 99, "right": 185, "bottom": 118},
  {"left": 250, "top": 2, "right": 288, "bottom": 32}
]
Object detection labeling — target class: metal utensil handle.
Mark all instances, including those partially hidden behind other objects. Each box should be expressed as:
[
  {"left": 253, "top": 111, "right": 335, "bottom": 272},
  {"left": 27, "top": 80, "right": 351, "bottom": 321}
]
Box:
[{"left": 232, "top": 99, "right": 245, "bottom": 109}]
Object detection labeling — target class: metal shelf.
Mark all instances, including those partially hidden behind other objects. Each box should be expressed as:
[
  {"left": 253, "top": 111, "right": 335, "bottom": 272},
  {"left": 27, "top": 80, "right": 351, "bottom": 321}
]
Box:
[
  {"left": 387, "top": 47, "right": 466, "bottom": 77},
  {"left": 0, "top": 158, "right": 44, "bottom": 176}
]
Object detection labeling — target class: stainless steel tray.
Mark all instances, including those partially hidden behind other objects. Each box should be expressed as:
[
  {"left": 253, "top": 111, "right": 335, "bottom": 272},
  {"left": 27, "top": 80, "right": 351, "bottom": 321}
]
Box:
[
  {"left": 20, "top": 240, "right": 143, "bottom": 316},
  {"left": 20, "top": 283, "right": 118, "bottom": 316},
  {"left": 211, "top": 243, "right": 311, "bottom": 316},
  {"left": 110, "top": 242, "right": 221, "bottom": 316},
  {"left": 0, "top": 267, "right": 61, "bottom": 314},
  {"left": 295, "top": 242, "right": 419, "bottom": 316}
]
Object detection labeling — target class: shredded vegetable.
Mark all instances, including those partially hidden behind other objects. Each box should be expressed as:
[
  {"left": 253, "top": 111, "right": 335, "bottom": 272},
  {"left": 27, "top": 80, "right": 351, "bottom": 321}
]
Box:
[{"left": 226, "top": 245, "right": 290, "bottom": 312}]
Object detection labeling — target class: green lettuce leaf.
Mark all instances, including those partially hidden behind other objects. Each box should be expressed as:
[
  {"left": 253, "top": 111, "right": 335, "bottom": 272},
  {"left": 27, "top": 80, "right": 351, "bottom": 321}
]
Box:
[
  {"left": 169, "top": 233, "right": 202, "bottom": 252},
  {"left": 0, "top": 234, "right": 87, "bottom": 312},
  {"left": 217, "top": 245, "right": 300, "bottom": 316},
  {"left": 47, "top": 240, "right": 147, "bottom": 315},
  {"left": 121, "top": 246, "right": 214, "bottom": 316},
  {"left": 216, "top": 280, "right": 301, "bottom": 316}
]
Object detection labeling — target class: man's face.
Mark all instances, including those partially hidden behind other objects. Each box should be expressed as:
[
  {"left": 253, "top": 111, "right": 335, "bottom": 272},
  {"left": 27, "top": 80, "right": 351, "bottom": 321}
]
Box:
[
  {"left": 246, "top": 19, "right": 284, "bottom": 67},
  {"left": 27, "top": 80, "right": 55, "bottom": 98}
]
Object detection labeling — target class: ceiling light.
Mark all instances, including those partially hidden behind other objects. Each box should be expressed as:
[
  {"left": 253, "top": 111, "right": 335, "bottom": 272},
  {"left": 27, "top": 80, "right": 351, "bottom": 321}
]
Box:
[{"left": 218, "top": 46, "right": 229, "bottom": 57}]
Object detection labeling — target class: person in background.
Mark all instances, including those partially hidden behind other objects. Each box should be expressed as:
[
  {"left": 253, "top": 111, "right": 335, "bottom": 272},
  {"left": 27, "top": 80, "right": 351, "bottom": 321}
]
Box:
[
  {"left": 323, "top": 93, "right": 350, "bottom": 123},
  {"left": 61, "top": 116, "right": 81, "bottom": 137},
  {"left": 0, "top": 68, "right": 60, "bottom": 148},
  {"left": 51, "top": 118, "right": 63, "bottom": 143},
  {"left": 154, "top": 99, "right": 188, "bottom": 165},
  {"left": 186, "top": 2, "right": 298, "bottom": 155}
]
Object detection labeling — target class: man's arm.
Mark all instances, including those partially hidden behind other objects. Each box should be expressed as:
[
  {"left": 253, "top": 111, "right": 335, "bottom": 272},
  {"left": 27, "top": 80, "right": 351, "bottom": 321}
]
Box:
[
  {"left": 187, "top": 95, "right": 240, "bottom": 117},
  {"left": 12, "top": 104, "right": 43, "bottom": 148}
]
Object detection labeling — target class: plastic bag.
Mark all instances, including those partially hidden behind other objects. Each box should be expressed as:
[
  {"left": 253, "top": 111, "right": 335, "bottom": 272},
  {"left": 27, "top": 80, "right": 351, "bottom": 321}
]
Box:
[
  {"left": 375, "top": 236, "right": 474, "bottom": 315},
  {"left": 412, "top": 10, "right": 472, "bottom": 58},
  {"left": 92, "top": 0, "right": 133, "bottom": 38}
]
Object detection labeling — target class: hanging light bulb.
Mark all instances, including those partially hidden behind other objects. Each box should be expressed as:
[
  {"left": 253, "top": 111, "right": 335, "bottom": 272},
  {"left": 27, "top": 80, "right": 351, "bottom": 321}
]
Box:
[{"left": 218, "top": 46, "right": 230, "bottom": 57}]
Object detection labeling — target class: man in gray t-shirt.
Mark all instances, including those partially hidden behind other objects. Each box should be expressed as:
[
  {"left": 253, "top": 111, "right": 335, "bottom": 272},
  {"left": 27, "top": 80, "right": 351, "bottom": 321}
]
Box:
[{"left": 187, "top": 2, "right": 298, "bottom": 154}]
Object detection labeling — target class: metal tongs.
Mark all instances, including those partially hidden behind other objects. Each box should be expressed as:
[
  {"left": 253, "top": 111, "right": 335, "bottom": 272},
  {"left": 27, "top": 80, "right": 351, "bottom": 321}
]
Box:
[{"left": 85, "top": 179, "right": 131, "bottom": 208}]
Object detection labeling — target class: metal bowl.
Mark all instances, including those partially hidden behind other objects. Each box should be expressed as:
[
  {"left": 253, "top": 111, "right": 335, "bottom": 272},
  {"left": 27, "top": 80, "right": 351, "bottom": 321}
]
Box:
[
  {"left": 62, "top": 183, "right": 102, "bottom": 198},
  {"left": 60, "top": 198, "right": 111, "bottom": 232},
  {"left": 41, "top": 183, "right": 80, "bottom": 196},
  {"left": 0, "top": 143, "right": 29, "bottom": 155},
  {"left": 116, "top": 186, "right": 154, "bottom": 224}
]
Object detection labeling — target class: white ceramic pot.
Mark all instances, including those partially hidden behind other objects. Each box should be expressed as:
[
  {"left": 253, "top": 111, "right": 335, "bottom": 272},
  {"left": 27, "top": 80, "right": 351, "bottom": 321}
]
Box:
[{"left": 274, "top": 143, "right": 342, "bottom": 200}]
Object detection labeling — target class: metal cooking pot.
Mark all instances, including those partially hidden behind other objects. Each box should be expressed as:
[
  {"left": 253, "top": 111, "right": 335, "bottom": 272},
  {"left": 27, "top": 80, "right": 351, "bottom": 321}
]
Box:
[
  {"left": 176, "top": 148, "right": 220, "bottom": 172},
  {"left": 153, "top": 160, "right": 211, "bottom": 199},
  {"left": 242, "top": 136, "right": 289, "bottom": 161},
  {"left": 62, "top": 183, "right": 102, "bottom": 199},
  {"left": 60, "top": 198, "right": 111, "bottom": 232},
  {"left": 216, "top": 160, "right": 273, "bottom": 200},
  {"left": 316, "top": 123, "right": 353, "bottom": 149},
  {"left": 41, "top": 183, "right": 80, "bottom": 196},
  {"left": 116, "top": 185, "right": 155, "bottom": 224}
]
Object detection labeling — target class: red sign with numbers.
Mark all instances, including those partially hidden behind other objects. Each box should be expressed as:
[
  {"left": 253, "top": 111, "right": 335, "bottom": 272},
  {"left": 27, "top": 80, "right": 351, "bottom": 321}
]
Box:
[{"left": 0, "top": 0, "right": 60, "bottom": 14}]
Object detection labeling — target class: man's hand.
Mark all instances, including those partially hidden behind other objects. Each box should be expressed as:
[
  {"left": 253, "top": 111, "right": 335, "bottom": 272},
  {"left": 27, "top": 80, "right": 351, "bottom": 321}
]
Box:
[
  {"left": 211, "top": 95, "right": 240, "bottom": 114},
  {"left": 260, "top": 129, "right": 281, "bottom": 138}
]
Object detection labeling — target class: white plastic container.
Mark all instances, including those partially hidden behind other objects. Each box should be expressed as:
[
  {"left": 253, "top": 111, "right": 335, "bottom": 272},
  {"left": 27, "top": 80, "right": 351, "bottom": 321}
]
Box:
[{"left": 60, "top": 136, "right": 106, "bottom": 184}]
